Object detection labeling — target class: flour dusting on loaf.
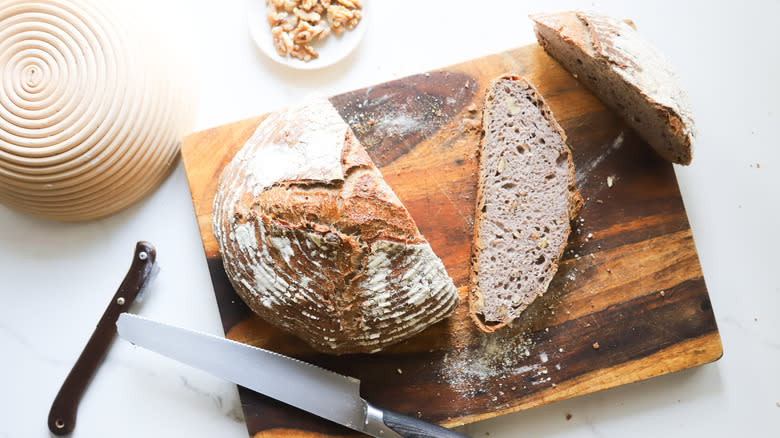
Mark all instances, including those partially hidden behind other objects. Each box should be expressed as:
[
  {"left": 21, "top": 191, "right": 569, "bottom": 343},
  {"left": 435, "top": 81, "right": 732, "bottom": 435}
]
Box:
[{"left": 213, "top": 97, "right": 459, "bottom": 354}]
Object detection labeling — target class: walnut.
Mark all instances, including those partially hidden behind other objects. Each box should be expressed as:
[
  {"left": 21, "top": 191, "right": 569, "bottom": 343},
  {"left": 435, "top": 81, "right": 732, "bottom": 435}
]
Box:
[
  {"left": 299, "top": 0, "right": 317, "bottom": 10},
  {"left": 293, "top": 7, "right": 320, "bottom": 22},
  {"left": 336, "top": 0, "right": 361, "bottom": 7},
  {"left": 327, "top": 4, "right": 353, "bottom": 26},
  {"left": 271, "top": 27, "right": 294, "bottom": 56}
]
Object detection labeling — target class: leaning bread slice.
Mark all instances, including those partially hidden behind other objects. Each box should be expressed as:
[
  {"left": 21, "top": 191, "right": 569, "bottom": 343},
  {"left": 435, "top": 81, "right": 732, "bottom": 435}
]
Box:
[
  {"left": 212, "top": 97, "right": 459, "bottom": 354},
  {"left": 531, "top": 11, "right": 695, "bottom": 165},
  {"left": 470, "top": 75, "right": 582, "bottom": 333}
]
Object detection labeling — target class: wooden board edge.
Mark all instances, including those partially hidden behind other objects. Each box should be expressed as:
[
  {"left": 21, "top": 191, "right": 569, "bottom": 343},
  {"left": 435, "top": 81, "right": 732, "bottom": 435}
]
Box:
[
  {"left": 441, "top": 331, "right": 723, "bottom": 427},
  {"left": 244, "top": 332, "right": 722, "bottom": 438}
]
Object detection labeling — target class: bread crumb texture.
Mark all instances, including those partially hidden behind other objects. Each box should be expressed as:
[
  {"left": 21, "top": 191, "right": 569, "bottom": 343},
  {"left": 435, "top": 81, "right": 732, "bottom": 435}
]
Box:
[{"left": 469, "top": 75, "right": 581, "bottom": 333}]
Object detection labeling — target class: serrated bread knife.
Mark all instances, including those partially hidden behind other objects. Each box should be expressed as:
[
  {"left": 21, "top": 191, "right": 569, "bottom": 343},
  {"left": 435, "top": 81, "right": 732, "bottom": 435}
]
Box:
[{"left": 116, "top": 313, "right": 468, "bottom": 438}]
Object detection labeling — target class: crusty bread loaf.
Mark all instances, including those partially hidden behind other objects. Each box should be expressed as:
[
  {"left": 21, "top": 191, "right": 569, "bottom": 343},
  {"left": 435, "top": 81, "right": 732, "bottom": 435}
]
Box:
[
  {"left": 531, "top": 11, "right": 695, "bottom": 165},
  {"left": 469, "top": 75, "right": 581, "bottom": 333},
  {"left": 213, "top": 97, "right": 459, "bottom": 354}
]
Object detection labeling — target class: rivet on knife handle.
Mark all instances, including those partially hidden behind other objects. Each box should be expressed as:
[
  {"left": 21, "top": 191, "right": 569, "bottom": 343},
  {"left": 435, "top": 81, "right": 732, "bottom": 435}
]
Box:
[{"left": 47, "top": 241, "right": 157, "bottom": 435}]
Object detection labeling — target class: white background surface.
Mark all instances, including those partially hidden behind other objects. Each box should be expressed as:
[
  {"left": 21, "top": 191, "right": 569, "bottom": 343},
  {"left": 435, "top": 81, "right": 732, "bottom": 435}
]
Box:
[{"left": 1, "top": 1, "right": 778, "bottom": 437}]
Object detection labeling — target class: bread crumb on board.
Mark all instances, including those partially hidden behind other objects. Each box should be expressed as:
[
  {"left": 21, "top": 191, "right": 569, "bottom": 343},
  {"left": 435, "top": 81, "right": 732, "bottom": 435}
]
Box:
[
  {"left": 607, "top": 175, "right": 614, "bottom": 188},
  {"left": 461, "top": 117, "right": 482, "bottom": 131},
  {"left": 566, "top": 413, "right": 573, "bottom": 420},
  {"left": 592, "top": 342, "right": 600, "bottom": 350}
]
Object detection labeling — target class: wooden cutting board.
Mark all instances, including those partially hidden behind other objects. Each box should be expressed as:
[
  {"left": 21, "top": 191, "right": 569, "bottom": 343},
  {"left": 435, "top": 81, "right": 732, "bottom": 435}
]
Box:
[{"left": 181, "top": 43, "right": 722, "bottom": 437}]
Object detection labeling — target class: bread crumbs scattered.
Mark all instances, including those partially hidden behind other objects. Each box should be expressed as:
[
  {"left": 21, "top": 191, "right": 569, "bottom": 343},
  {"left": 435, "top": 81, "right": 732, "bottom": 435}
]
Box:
[
  {"left": 592, "top": 342, "right": 600, "bottom": 350},
  {"left": 596, "top": 199, "right": 603, "bottom": 204},
  {"left": 566, "top": 413, "right": 573, "bottom": 420},
  {"left": 397, "top": 368, "right": 403, "bottom": 374},
  {"left": 659, "top": 290, "right": 665, "bottom": 297},
  {"left": 607, "top": 176, "right": 614, "bottom": 187},
  {"left": 587, "top": 233, "right": 593, "bottom": 239},
  {"left": 606, "top": 268, "right": 612, "bottom": 273}
]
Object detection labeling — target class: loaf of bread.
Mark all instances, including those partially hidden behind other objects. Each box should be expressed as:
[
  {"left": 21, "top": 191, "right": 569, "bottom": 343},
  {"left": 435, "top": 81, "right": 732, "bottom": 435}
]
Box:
[
  {"left": 213, "top": 97, "right": 459, "bottom": 354},
  {"left": 470, "top": 75, "right": 582, "bottom": 333},
  {"left": 531, "top": 11, "right": 695, "bottom": 165}
]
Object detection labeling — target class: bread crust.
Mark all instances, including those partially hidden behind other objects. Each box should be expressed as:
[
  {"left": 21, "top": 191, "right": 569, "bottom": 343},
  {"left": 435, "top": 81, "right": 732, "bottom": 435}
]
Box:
[
  {"left": 531, "top": 11, "right": 695, "bottom": 165},
  {"left": 469, "top": 75, "right": 581, "bottom": 333},
  {"left": 213, "top": 98, "right": 459, "bottom": 354}
]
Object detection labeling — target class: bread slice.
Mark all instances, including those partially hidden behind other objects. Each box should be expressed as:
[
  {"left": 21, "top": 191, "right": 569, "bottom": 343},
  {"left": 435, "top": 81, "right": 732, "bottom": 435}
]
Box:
[
  {"left": 469, "top": 75, "right": 582, "bottom": 333},
  {"left": 531, "top": 11, "right": 695, "bottom": 165},
  {"left": 213, "top": 97, "right": 459, "bottom": 354}
]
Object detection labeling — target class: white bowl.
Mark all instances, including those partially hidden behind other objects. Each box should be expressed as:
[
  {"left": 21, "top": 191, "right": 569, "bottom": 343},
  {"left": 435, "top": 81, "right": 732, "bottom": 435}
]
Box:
[{"left": 247, "top": 0, "right": 368, "bottom": 70}]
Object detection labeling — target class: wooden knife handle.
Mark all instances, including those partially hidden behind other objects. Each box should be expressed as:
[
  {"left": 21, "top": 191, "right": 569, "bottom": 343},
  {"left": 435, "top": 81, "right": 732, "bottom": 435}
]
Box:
[
  {"left": 47, "top": 242, "right": 157, "bottom": 435},
  {"left": 365, "top": 402, "right": 470, "bottom": 438},
  {"left": 382, "top": 410, "right": 470, "bottom": 438}
]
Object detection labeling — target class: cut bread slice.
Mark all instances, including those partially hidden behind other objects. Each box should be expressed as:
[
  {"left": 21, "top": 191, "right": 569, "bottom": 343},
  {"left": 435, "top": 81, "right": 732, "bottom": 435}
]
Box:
[
  {"left": 531, "top": 11, "right": 695, "bottom": 165},
  {"left": 469, "top": 75, "right": 582, "bottom": 333}
]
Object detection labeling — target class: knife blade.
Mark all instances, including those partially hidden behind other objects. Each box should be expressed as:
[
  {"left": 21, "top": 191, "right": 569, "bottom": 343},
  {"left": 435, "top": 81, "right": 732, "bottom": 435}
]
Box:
[{"left": 116, "top": 313, "right": 468, "bottom": 438}]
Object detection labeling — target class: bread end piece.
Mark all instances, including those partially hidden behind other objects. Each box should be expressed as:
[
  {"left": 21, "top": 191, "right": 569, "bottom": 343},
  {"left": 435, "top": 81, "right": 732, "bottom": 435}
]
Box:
[{"left": 530, "top": 11, "right": 695, "bottom": 165}]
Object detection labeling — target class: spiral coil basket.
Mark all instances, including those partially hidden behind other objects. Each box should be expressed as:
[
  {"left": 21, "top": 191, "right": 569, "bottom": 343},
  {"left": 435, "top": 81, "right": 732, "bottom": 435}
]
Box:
[{"left": 0, "top": 0, "right": 195, "bottom": 221}]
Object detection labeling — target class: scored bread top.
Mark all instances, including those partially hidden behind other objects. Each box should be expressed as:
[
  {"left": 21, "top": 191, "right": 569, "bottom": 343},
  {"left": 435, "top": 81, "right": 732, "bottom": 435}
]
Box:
[
  {"left": 531, "top": 11, "right": 695, "bottom": 165},
  {"left": 470, "top": 75, "right": 581, "bottom": 333},
  {"left": 213, "top": 97, "right": 459, "bottom": 354}
]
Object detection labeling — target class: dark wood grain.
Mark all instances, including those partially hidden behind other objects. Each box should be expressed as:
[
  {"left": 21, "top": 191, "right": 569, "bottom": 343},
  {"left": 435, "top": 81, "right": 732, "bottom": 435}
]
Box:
[{"left": 181, "top": 43, "right": 722, "bottom": 438}]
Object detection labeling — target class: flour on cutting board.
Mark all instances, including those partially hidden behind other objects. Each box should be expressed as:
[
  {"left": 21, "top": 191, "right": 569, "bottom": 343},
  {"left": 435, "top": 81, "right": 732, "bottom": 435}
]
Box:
[
  {"left": 574, "top": 130, "right": 624, "bottom": 186},
  {"left": 340, "top": 77, "right": 474, "bottom": 146},
  {"left": 438, "top": 328, "right": 558, "bottom": 399}
]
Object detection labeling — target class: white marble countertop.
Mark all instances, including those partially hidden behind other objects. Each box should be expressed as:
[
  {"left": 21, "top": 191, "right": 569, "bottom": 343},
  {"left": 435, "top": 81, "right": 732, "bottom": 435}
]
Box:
[{"left": 2, "top": 1, "right": 778, "bottom": 437}]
